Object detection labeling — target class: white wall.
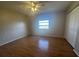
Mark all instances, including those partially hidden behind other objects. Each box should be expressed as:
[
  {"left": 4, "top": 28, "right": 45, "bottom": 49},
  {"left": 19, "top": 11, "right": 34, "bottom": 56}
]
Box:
[
  {"left": 31, "top": 12, "right": 65, "bottom": 37},
  {"left": 65, "top": 6, "right": 79, "bottom": 48},
  {"left": 0, "top": 7, "right": 29, "bottom": 46},
  {"left": 65, "top": 5, "right": 79, "bottom": 56},
  {"left": 75, "top": 27, "right": 79, "bottom": 56}
]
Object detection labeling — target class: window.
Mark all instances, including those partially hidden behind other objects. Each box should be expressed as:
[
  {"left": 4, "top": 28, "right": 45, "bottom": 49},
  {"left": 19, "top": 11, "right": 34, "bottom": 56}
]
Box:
[{"left": 38, "top": 20, "right": 49, "bottom": 29}]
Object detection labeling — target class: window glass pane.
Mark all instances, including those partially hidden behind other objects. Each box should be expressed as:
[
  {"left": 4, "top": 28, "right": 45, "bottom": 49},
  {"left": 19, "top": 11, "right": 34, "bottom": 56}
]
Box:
[
  {"left": 39, "top": 20, "right": 48, "bottom": 23},
  {"left": 39, "top": 23, "right": 48, "bottom": 25},
  {"left": 39, "top": 26, "right": 49, "bottom": 29}
]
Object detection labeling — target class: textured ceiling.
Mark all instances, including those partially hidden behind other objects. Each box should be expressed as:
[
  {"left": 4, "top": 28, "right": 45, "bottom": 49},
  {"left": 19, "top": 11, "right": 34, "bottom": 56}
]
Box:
[
  {"left": 0, "top": 1, "right": 72, "bottom": 15},
  {"left": 39, "top": 1, "right": 71, "bottom": 13}
]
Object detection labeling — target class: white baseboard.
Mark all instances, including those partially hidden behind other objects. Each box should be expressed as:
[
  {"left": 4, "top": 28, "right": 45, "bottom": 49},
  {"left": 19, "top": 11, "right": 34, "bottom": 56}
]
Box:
[
  {"left": 65, "top": 37, "right": 75, "bottom": 48},
  {"left": 31, "top": 34, "right": 64, "bottom": 38},
  {"left": 0, "top": 35, "right": 27, "bottom": 46},
  {"left": 73, "top": 49, "right": 79, "bottom": 57}
]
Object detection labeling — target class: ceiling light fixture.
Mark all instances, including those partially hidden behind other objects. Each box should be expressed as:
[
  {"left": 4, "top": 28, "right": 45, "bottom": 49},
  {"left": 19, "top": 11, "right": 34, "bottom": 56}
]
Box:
[{"left": 31, "top": 1, "right": 41, "bottom": 14}]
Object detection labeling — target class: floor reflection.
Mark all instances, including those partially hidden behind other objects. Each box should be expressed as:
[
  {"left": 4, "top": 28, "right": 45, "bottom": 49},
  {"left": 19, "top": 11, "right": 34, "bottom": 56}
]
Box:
[{"left": 38, "top": 39, "right": 49, "bottom": 51}]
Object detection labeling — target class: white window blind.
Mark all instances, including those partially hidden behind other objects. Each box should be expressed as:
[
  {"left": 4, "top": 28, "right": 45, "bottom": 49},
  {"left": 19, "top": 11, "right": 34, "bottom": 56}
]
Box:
[{"left": 38, "top": 20, "right": 49, "bottom": 29}]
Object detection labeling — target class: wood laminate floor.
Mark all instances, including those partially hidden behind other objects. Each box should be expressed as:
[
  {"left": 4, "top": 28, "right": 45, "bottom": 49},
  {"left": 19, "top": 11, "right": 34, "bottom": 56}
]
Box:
[{"left": 0, "top": 36, "right": 77, "bottom": 57}]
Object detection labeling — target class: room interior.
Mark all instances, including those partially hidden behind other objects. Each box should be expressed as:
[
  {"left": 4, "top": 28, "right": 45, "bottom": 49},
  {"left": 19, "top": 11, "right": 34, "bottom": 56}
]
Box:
[{"left": 0, "top": 1, "right": 79, "bottom": 57}]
